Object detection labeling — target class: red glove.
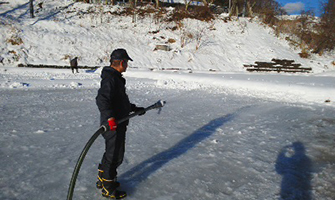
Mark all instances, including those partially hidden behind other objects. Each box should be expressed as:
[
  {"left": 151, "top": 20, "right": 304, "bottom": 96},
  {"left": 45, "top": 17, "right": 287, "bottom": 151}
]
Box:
[{"left": 108, "top": 118, "right": 117, "bottom": 131}]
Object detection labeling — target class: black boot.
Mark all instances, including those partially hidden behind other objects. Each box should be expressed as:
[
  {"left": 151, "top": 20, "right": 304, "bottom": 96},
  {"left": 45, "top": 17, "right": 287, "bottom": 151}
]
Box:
[
  {"left": 96, "top": 164, "right": 120, "bottom": 189},
  {"left": 102, "top": 179, "right": 127, "bottom": 199}
]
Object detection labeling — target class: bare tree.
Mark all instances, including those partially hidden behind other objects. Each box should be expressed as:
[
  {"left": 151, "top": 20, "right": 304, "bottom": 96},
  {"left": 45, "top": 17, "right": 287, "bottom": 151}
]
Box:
[
  {"left": 313, "top": 0, "right": 335, "bottom": 54},
  {"left": 184, "top": 0, "right": 191, "bottom": 11},
  {"left": 229, "top": 0, "right": 243, "bottom": 16},
  {"left": 30, "top": 0, "right": 34, "bottom": 18}
]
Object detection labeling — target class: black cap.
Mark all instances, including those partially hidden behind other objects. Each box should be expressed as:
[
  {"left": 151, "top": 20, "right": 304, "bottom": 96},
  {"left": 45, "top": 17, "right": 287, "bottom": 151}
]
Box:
[{"left": 110, "top": 48, "right": 133, "bottom": 63}]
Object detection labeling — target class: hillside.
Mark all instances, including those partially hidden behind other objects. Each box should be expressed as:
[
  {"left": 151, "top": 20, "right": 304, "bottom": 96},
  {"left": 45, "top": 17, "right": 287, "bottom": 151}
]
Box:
[{"left": 1, "top": 0, "right": 334, "bottom": 73}]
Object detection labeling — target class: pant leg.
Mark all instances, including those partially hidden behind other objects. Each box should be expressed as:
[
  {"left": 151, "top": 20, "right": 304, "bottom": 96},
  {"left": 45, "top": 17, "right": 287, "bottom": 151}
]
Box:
[{"left": 101, "top": 125, "right": 127, "bottom": 180}]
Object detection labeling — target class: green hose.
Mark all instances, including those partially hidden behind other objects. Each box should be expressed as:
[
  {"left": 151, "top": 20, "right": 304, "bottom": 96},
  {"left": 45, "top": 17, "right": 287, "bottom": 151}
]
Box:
[{"left": 66, "top": 125, "right": 107, "bottom": 200}]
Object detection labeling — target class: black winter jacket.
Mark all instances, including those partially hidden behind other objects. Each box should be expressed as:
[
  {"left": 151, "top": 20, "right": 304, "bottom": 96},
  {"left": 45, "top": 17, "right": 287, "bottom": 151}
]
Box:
[{"left": 96, "top": 67, "right": 135, "bottom": 126}]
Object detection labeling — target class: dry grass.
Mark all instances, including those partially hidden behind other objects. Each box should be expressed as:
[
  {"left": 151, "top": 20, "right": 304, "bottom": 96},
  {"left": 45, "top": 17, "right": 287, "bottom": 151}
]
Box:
[
  {"left": 167, "top": 38, "right": 176, "bottom": 43},
  {"left": 167, "top": 6, "right": 214, "bottom": 22},
  {"left": 6, "top": 35, "right": 23, "bottom": 45},
  {"left": 299, "top": 50, "right": 310, "bottom": 58}
]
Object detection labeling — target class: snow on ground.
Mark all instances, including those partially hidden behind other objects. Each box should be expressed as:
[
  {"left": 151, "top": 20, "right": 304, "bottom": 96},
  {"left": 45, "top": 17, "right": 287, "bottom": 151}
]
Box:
[
  {"left": 1, "top": 66, "right": 335, "bottom": 106},
  {"left": 1, "top": 69, "right": 335, "bottom": 200},
  {"left": 1, "top": 1, "right": 335, "bottom": 200}
]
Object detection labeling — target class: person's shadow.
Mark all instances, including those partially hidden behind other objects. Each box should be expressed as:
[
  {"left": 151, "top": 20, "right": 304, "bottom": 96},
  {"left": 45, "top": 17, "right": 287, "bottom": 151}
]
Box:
[
  {"left": 119, "top": 113, "right": 235, "bottom": 195},
  {"left": 275, "top": 142, "right": 312, "bottom": 200}
]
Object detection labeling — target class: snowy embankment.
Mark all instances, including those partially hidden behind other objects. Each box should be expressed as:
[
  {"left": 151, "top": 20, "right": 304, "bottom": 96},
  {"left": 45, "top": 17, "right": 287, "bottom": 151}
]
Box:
[
  {"left": 1, "top": 0, "right": 335, "bottom": 200},
  {"left": 1, "top": 66, "right": 335, "bottom": 106}
]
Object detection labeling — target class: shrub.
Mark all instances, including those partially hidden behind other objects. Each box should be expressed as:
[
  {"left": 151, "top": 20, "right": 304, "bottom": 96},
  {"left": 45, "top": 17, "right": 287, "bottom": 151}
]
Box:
[
  {"left": 299, "top": 49, "right": 310, "bottom": 58},
  {"left": 168, "top": 6, "right": 214, "bottom": 22},
  {"left": 312, "top": 0, "right": 335, "bottom": 54},
  {"left": 6, "top": 35, "right": 23, "bottom": 45},
  {"left": 168, "top": 38, "right": 176, "bottom": 43}
]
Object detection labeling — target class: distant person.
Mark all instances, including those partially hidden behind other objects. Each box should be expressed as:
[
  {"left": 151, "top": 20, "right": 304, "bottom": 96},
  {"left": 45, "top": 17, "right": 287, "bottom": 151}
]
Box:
[
  {"left": 70, "top": 57, "right": 79, "bottom": 73},
  {"left": 95, "top": 48, "right": 145, "bottom": 199}
]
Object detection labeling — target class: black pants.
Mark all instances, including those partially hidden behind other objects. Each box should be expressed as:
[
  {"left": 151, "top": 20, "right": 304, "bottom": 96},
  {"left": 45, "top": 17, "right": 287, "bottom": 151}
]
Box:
[{"left": 101, "top": 125, "right": 127, "bottom": 180}]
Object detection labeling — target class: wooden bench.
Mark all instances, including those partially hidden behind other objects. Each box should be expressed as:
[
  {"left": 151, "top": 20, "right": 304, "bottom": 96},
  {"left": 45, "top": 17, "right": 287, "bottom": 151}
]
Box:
[{"left": 244, "top": 59, "right": 312, "bottom": 73}]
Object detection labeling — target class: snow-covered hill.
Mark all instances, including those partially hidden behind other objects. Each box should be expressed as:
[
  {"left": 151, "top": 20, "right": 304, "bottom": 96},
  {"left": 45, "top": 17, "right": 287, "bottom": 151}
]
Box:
[
  {"left": 1, "top": 1, "right": 335, "bottom": 200},
  {"left": 1, "top": 0, "right": 334, "bottom": 73}
]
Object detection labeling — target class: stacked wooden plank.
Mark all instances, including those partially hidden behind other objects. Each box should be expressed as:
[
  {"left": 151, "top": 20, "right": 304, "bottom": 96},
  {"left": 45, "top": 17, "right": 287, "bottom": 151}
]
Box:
[{"left": 244, "top": 59, "right": 312, "bottom": 73}]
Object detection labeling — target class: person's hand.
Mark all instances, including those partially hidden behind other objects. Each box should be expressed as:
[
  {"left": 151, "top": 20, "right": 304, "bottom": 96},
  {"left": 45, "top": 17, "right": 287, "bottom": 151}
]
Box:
[
  {"left": 134, "top": 107, "right": 146, "bottom": 116},
  {"left": 108, "top": 118, "right": 117, "bottom": 131}
]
